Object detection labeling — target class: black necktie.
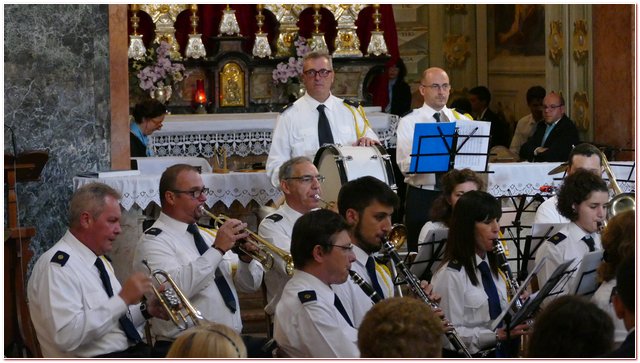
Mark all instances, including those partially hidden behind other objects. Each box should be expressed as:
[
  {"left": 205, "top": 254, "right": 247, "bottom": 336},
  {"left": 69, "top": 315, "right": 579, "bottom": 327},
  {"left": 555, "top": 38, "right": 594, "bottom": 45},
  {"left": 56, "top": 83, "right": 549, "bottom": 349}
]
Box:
[
  {"left": 317, "top": 104, "right": 334, "bottom": 146},
  {"left": 582, "top": 235, "right": 595, "bottom": 252},
  {"left": 333, "top": 294, "right": 353, "bottom": 327},
  {"left": 366, "top": 256, "right": 385, "bottom": 298},
  {"left": 186, "top": 224, "right": 237, "bottom": 313},
  {"left": 478, "top": 261, "right": 501, "bottom": 320},
  {"left": 434, "top": 112, "right": 441, "bottom": 122},
  {"left": 94, "top": 257, "right": 142, "bottom": 343}
]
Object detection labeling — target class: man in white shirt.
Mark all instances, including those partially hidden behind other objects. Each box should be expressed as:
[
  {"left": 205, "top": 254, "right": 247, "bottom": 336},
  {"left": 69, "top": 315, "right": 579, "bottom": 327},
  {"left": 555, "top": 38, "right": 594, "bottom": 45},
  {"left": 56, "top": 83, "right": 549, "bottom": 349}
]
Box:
[
  {"left": 28, "top": 183, "right": 167, "bottom": 358},
  {"left": 266, "top": 51, "right": 379, "bottom": 187},
  {"left": 396, "top": 67, "right": 472, "bottom": 251},
  {"left": 133, "top": 164, "right": 264, "bottom": 355},
  {"left": 535, "top": 143, "right": 603, "bottom": 224},
  {"left": 333, "top": 176, "right": 399, "bottom": 327},
  {"left": 259, "top": 156, "right": 323, "bottom": 319},
  {"left": 509, "top": 86, "right": 545, "bottom": 158},
  {"left": 274, "top": 209, "right": 359, "bottom": 357}
]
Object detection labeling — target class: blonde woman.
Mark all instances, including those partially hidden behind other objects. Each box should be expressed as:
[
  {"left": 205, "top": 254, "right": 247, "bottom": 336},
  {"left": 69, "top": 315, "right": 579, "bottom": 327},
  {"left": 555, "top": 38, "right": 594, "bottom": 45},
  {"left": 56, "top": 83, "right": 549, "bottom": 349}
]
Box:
[{"left": 166, "top": 322, "right": 247, "bottom": 358}]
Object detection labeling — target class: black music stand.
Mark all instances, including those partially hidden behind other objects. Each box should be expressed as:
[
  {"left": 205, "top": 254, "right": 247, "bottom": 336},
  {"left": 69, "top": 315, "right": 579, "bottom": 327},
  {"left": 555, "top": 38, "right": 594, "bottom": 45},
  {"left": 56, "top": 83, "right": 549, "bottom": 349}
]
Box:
[
  {"left": 491, "top": 257, "right": 576, "bottom": 332},
  {"left": 409, "top": 228, "right": 448, "bottom": 281}
]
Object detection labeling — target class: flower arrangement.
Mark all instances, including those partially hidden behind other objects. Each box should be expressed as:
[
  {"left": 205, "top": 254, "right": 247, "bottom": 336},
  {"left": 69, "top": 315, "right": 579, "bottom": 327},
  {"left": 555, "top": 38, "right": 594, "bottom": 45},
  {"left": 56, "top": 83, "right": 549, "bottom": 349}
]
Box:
[
  {"left": 271, "top": 36, "right": 310, "bottom": 86},
  {"left": 132, "top": 41, "right": 186, "bottom": 93}
]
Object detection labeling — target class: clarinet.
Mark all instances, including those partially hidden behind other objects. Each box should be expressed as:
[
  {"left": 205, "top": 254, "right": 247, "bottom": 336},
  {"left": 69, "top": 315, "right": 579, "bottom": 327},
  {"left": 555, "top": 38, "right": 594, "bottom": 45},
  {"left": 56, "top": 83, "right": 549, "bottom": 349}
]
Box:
[
  {"left": 492, "top": 239, "right": 522, "bottom": 311},
  {"left": 349, "top": 270, "right": 383, "bottom": 304},
  {"left": 382, "top": 239, "right": 473, "bottom": 358}
]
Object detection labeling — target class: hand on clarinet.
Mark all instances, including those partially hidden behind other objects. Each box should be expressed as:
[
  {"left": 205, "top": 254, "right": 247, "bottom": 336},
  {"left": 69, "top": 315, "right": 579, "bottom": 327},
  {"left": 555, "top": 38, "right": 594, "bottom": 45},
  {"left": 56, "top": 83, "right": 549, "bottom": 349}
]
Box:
[{"left": 496, "top": 321, "right": 532, "bottom": 341}]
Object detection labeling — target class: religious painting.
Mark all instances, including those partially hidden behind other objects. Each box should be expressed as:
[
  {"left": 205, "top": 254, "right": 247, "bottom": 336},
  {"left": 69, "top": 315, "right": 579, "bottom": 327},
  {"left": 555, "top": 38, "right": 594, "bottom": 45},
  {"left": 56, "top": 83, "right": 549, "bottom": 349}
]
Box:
[
  {"left": 220, "top": 62, "right": 245, "bottom": 107},
  {"left": 489, "top": 5, "right": 545, "bottom": 58}
]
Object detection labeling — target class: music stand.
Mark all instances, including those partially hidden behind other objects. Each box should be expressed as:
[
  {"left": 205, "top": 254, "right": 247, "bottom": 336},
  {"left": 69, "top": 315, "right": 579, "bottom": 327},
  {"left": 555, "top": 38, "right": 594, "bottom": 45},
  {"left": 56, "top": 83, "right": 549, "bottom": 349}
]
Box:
[
  {"left": 568, "top": 250, "right": 604, "bottom": 297},
  {"left": 491, "top": 257, "right": 576, "bottom": 331},
  {"left": 409, "top": 228, "right": 448, "bottom": 280},
  {"left": 520, "top": 222, "right": 568, "bottom": 279}
]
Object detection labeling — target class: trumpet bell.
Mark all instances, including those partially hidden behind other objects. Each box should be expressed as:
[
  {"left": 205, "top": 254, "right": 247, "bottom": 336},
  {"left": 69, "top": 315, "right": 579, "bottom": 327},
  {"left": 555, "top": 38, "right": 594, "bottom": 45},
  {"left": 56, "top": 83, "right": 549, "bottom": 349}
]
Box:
[
  {"left": 386, "top": 224, "right": 407, "bottom": 250},
  {"left": 608, "top": 193, "right": 635, "bottom": 219}
]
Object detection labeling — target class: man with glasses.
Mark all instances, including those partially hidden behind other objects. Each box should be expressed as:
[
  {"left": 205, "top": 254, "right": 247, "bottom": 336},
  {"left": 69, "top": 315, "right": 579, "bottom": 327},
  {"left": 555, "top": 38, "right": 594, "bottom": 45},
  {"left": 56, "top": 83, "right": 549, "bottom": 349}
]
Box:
[
  {"left": 266, "top": 51, "right": 380, "bottom": 187},
  {"left": 259, "top": 157, "right": 325, "bottom": 321},
  {"left": 273, "top": 209, "right": 359, "bottom": 357},
  {"left": 519, "top": 91, "right": 579, "bottom": 162},
  {"left": 133, "top": 164, "right": 264, "bottom": 355},
  {"left": 396, "top": 67, "right": 472, "bottom": 252}
]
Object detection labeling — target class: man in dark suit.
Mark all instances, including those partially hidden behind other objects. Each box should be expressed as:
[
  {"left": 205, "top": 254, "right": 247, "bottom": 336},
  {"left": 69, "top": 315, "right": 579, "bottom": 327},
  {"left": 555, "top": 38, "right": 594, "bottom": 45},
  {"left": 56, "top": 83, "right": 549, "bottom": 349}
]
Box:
[
  {"left": 468, "top": 86, "right": 511, "bottom": 148},
  {"left": 603, "top": 256, "right": 635, "bottom": 358},
  {"left": 519, "top": 91, "right": 580, "bottom": 162}
]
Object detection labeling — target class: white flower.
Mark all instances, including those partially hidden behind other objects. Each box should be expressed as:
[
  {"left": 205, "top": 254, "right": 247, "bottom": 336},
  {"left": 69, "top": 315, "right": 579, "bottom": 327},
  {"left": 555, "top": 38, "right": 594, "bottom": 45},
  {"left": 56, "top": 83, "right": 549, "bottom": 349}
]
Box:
[{"left": 271, "top": 36, "right": 309, "bottom": 87}]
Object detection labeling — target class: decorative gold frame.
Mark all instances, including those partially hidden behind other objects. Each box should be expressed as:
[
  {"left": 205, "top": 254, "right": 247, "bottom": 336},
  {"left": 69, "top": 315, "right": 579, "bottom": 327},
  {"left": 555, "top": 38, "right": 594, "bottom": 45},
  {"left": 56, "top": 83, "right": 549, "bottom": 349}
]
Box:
[
  {"left": 220, "top": 62, "right": 245, "bottom": 107},
  {"left": 572, "top": 91, "right": 590, "bottom": 131},
  {"left": 444, "top": 34, "right": 470, "bottom": 68},
  {"left": 572, "top": 19, "right": 589, "bottom": 65},
  {"left": 548, "top": 20, "right": 564, "bottom": 66}
]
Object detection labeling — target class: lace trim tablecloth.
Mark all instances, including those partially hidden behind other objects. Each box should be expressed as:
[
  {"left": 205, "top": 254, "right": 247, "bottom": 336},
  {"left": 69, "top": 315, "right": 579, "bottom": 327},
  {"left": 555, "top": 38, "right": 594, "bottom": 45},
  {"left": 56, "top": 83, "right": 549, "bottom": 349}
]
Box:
[
  {"left": 485, "top": 161, "right": 635, "bottom": 197},
  {"left": 149, "top": 111, "right": 399, "bottom": 157},
  {"left": 73, "top": 171, "right": 282, "bottom": 211}
]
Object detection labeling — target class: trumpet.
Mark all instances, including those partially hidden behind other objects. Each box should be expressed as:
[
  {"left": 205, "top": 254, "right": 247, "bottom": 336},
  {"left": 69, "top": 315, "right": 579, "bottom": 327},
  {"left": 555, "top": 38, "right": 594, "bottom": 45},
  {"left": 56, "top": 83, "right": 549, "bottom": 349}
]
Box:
[
  {"left": 142, "top": 260, "right": 204, "bottom": 330},
  {"left": 199, "top": 206, "right": 294, "bottom": 276},
  {"left": 313, "top": 194, "right": 337, "bottom": 211},
  {"left": 382, "top": 226, "right": 472, "bottom": 358},
  {"left": 599, "top": 149, "right": 635, "bottom": 219}
]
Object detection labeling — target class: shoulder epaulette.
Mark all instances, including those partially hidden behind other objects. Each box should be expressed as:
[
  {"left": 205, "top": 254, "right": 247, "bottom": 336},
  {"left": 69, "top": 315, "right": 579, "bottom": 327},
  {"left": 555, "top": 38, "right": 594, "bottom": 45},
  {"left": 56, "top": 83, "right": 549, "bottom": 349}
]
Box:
[
  {"left": 343, "top": 99, "right": 361, "bottom": 108},
  {"left": 51, "top": 251, "right": 70, "bottom": 266},
  {"left": 266, "top": 213, "right": 283, "bottom": 223},
  {"left": 549, "top": 232, "right": 567, "bottom": 245},
  {"left": 144, "top": 227, "right": 163, "bottom": 236},
  {"left": 400, "top": 109, "right": 414, "bottom": 118},
  {"left": 280, "top": 102, "right": 295, "bottom": 114},
  {"left": 298, "top": 290, "right": 317, "bottom": 304},
  {"left": 447, "top": 259, "right": 462, "bottom": 271}
]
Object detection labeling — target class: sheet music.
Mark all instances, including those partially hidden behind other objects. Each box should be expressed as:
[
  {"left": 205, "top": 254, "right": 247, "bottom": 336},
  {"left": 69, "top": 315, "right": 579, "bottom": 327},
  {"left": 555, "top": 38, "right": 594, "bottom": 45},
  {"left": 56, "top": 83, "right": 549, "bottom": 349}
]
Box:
[{"left": 453, "top": 119, "right": 491, "bottom": 171}]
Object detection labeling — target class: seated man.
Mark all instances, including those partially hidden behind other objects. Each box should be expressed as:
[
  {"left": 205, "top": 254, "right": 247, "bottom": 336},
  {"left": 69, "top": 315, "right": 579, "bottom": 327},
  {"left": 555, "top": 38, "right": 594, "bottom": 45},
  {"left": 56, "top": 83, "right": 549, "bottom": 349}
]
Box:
[
  {"left": 28, "top": 183, "right": 167, "bottom": 358},
  {"left": 602, "top": 256, "right": 635, "bottom": 358},
  {"left": 259, "top": 156, "right": 323, "bottom": 318},
  {"left": 133, "top": 164, "right": 264, "bottom": 355},
  {"left": 273, "top": 209, "right": 359, "bottom": 357}
]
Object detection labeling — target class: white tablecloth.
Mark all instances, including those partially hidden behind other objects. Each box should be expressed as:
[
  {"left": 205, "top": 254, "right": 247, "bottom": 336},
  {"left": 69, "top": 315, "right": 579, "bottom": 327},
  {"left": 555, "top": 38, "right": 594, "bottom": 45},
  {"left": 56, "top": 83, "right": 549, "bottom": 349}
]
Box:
[
  {"left": 485, "top": 161, "right": 635, "bottom": 197},
  {"left": 149, "top": 110, "right": 399, "bottom": 157},
  {"left": 73, "top": 171, "right": 281, "bottom": 211}
]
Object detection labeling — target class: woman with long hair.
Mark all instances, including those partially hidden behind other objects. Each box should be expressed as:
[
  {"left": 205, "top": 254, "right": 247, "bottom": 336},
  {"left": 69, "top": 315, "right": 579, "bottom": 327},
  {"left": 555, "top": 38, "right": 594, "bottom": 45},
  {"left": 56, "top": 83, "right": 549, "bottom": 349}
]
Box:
[{"left": 432, "top": 191, "right": 529, "bottom": 357}]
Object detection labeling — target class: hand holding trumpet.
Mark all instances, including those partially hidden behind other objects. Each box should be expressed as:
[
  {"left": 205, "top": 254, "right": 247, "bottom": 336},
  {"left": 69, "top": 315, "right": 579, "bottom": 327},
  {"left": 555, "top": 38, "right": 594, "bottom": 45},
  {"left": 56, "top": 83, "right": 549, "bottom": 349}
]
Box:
[{"left": 212, "top": 217, "right": 249, "bottom": 254}]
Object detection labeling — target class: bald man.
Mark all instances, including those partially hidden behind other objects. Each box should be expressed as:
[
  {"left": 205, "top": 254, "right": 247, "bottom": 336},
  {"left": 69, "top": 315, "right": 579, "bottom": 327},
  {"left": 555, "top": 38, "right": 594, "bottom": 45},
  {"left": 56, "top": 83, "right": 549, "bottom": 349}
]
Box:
[{"left": 396, "top": 67, "right": 472, "bottom": 252}]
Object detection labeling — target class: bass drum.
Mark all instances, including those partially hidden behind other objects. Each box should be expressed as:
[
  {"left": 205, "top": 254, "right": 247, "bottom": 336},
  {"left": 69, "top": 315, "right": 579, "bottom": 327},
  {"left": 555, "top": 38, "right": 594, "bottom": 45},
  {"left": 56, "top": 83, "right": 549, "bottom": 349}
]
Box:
[{"left": 313, "top": 144, "right": 397, "bottom": 205}]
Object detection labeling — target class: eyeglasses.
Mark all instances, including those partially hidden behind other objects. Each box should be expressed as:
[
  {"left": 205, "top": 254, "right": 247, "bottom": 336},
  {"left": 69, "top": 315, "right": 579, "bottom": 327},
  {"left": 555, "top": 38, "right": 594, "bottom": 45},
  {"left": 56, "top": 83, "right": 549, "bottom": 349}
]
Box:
[
  {"left": 285, "top": 175, "right": 326, "bottom": 184},
  {"left": 324, "top": 243, "right": 354, "bottom": 252},
  {"left": 303, "top": 69, "right": 333, "bottom": 78},
  {"left": 170, "top": 187, "right": 209, "bottom": 199},
  {"left": 421, "top": 83, "right": 451, "bottom": 91},
  {"left": 543, "top": 104, "right": 563, "bottom": 110}
]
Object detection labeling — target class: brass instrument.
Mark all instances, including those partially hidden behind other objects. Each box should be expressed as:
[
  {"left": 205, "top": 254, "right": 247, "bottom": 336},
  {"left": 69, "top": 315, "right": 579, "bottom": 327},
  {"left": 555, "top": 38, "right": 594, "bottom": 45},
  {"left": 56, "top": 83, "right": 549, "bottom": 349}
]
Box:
[
  {"left": 382, "top": 225, "right": 473, "bottom": 358},
  {"left": 599, "top": 150, "right": 635, "bottom": 219},
  {"left": 492, "top": 239, "right": 523, "bottom": 312},
  {"left": 199, "top": 206, "right": 295, "bottom": 276},
  {"left": 142, "top": 260, "right": 204, "bottom": 330},
  {"left": 313, "top": 194, "right": 337, "bottom": 211}
]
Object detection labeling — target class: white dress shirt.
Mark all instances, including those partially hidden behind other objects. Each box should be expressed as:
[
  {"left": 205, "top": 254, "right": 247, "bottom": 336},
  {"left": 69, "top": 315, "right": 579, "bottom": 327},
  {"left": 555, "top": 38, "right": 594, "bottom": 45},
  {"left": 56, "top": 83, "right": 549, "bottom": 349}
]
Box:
[
  {"left": 266, "top": 92, "right": 379, "bottom": 187},
  {"left": 274, "top": 270, "right": 359, "bottom": 358},
  {"left": 332, "top": 245, "right": 394, "bottom": 327},
  {"left": 431, "top": 254, "right": 508, "bottom": 354},
  {"left": 396, "top": 103, "right": 472, "bottom": 189},
  {"left": 534, "top": 195, "right": 569, "bottom": 224},
  {"left": 28, "top": 231, "right": 146, "bottom": 357},
  {"left": 133, "top": 212, "right": 263, "bottom": 339},
  {"left": 534, "top": 222, "right": 601, "bottom": 290},
  {"left": 258, "top": 202, "right": 302, "bottom": 316}
]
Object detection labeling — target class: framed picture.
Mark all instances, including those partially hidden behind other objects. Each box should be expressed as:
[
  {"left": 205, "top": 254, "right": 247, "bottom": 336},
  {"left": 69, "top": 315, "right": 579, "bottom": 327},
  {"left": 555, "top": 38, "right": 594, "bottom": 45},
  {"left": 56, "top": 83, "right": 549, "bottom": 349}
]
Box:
[{"left": 488, "top": 5, "right": 545, "bottom": 58}]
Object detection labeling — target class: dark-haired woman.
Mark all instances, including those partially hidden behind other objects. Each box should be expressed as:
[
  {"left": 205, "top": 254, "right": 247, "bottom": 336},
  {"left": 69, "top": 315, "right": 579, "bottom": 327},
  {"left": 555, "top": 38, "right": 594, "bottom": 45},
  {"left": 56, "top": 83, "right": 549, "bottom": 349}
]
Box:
[
  {"left": 432, "top": 191, "right": 529, "bottom": 357},
  {"left": 534, "top": 169, "right": 608, "bottom": 289},
  {"left": 130, "top": 99, "right": 167, "bottom": 157}
]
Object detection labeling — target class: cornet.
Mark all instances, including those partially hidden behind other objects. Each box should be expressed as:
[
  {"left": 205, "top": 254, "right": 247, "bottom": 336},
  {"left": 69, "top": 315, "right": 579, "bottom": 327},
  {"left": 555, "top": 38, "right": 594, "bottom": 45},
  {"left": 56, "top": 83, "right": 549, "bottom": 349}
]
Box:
[
  {"left": 142, "top": 260, "right": 204, "bottom": 330},
  {"left": 198, "top": 206, "right": 294, "bottom": 276}
]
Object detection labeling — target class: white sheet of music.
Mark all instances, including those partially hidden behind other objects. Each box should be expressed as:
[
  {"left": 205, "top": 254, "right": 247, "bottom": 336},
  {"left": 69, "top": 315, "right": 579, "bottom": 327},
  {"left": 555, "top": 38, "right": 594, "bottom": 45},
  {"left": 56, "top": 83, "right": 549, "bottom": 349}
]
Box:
[{"left": 453, "top": 119, "right": 491, "bottom": 171}]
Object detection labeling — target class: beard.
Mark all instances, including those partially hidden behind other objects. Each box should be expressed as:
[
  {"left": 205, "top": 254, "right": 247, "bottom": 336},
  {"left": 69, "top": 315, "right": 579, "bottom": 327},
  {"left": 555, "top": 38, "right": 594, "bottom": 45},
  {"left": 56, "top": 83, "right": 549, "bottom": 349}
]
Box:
[{"left": 354, "top": 220, "right": 383, "bottom": 255}]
